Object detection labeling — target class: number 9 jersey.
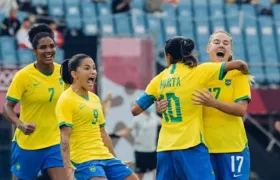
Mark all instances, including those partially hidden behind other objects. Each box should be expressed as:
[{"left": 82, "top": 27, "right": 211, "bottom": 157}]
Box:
[
  {"left": 136, "top": 62, "right": 227, "bottom": 152},
  {"left": 6, "top": 63, "right": 64, "bottom": 150}
]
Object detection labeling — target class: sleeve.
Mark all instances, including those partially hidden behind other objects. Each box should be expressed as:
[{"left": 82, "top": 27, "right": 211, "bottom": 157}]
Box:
[
  {"left": 135, "top": 75, "right": 161, "bottom": 110},
  {"left": 6, "top": 71, "right": 27, "bottom": 103},
  {"left": 233, "top": 74, "right": 251, "bottom": 103},
  {"left": 56, "top": 96, "right": 73, "bottom": 128},
  {"left": 196, "top": 62, "right": 227, "bottom": 84}
]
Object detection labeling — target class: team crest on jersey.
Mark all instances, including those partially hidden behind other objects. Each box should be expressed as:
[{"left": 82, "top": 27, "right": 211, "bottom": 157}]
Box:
[
  {"left": 59, "top": 78, "right": 63, "bottom": 85},
  {"left": 225, "top": 79, "right": 231, "bottom": 86},
  {"left": 16, "top": 163, "right": 21, "bottom": 171},
  {"left": 92, "top": 109, "right": 98, "bottom": 125}
]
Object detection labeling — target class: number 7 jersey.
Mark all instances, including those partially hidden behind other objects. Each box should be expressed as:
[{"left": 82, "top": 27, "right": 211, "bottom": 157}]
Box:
[
  {"left": 6, "top": 63, "right": 64, "bottom": 150},
  {"left": 137, "top": 62, "right": 227, "bottom": 152}
]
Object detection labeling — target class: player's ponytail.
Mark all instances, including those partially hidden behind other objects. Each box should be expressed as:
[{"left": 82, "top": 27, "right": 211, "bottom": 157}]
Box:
[
  {"left": 180, "top": 38, "right": 197, "bottom": 68},
  {"left": 165, "top": 36, "right": 198, "bottom": 68},
  {"left": 61, "top": 59, "right": 72, "bottom": 84}
]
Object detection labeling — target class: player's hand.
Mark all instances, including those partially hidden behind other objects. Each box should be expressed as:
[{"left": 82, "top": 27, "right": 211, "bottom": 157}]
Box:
[
  {"left": 156, "top": 97, "right": 168, "bottom": 113},
  {"left": 17, "top": 122, "right": 36, "bottom": 135},
  {"left": 192, "top": 88, "right": 216, "bottom": 107},
  {"left": 66, "top": 164, "right": 76, "bottom": 180}
]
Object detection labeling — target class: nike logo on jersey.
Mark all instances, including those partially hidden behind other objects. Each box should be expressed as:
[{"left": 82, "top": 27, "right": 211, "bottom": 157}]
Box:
[
  {"left": 79, "top": 105, "right": 86, "bottom": 109},
  {"left": 33, "top": 83, "right": 40, "bottom": 87},
  {"left": 233, "top": 174, "right": 242, "bottom": 178}
]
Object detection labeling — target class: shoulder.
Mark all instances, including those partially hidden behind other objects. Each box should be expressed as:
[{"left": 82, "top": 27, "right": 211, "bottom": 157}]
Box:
[
  {"left": 13, "top": 64, "right": 33, "bottom": 79},
  {"left": 89, "top": 92, "right": 101, "bottom": 102}
]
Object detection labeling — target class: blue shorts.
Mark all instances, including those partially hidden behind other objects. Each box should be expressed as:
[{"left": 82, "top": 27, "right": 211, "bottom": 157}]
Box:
[
  {"left": 156, "top": 143, "right": 215, "bottom": 180},
  {"left": 210, "top": 147, "right": 250, "bottom": 180},
  {"left": 74, "top": 158, "right": 133, "bottom": 180},
  {"left": 11, "top": 141, "right": 64, "bottom": 180}
]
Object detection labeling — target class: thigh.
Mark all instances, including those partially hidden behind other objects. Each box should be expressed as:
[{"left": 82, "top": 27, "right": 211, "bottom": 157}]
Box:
[
  {"left": 217, "top": 148, "right": 250, "bottom": 180},
  {"left": 11, "top": 142, "right": 43, "bottom": 180},
  {"left": 156, "top": 151, "right": 177, "bottom": 180},
  {"left": 74, "top": 160, "right": 106, "bottom": 180},
  {"left": 210, "top": 154, "right": 220, "bottom": 180},
  {"left": 103, "top": 158, "right": 133, "bottom": 180},
  {"left": 173, "top": 143, "right": 215, "bottom": 180},
  {"left": 47, "top": 167, "right": 67, "bottom": 180}
]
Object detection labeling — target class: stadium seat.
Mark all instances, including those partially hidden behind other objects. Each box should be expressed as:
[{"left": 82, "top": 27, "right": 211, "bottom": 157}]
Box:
[
  {"left": 177, "top": 1, "right": 192, "bottom": 20},
  {"left": 195, "top": 20, "right": 210, "bottom": 62},
  {"left": 65, "top": 5, "right": 81, "bottom": 18},
  {"left": 64, "top": 0, "right": 79, "bottom": 6},
  {"left": 265, "top": 67, "right": 280, "bottom": 84},
  {"left": 17, "top": 11, "right": 29, "bottom": 23},
  {"left": 209, "top": 3, "right": 223, "bottom": 18},
  {"left": 66, "top": 17, "right": 82, "bottom": 30},
  {"left": 114, "top": 13, "right": 132, "bottom": 36},
  {"left": 131, "top": 11, "right": 146, "bottom": 36},
  {"left": 32, "top": 0, "right": 47, "bottom": 6},
  {"left": 258, "top": 16, "right": 279, "bottom": 65},
  {"left": 272, "top": 4, "right": 280, "bottom": 18},
  {"left": 250, "top": 67, "right": 265, "bottom": 84},
  {"left": 99, "top": 15, "right": 114, "bottom": 36},
  {"left": 83, "top": 18, "right": 98, "bottom": 36},
  {"left": 243, "top": 17, "right": 262, "bottom": 65},
  {"left": 193, "top": 0, "right": 208, "bottom": 5},
  {"left": 259, "top": 0, "right": 271, "bottom": 8},
  {"left": 147, "top": 14, "right": 164, "bottom": 49},
  {"left": 48, "top": 0, "right": 63, "bottom": 6},
  {"left": 241, "top": 4, "right": 256, "bottom": 17},
  {"left": 211, "top": 17, "right": 226, "bottom": 32},
  {"left": 162, "top": 17, "right": 178, "bottom": 41},
  {"left": 17, "top": 49, "right": 35, "bottom": 67},
  {"left": 55, "top": 48, "right": 64, "bottom": 64},
  {"left": 225, "top": 4, "right": 239, "bottom": 18},
  {"left": 81, "top": 2, "right": 97, "bottom": 18},
  {"left": 210, "top": 0, "right": 223, "bottom": 5},
  {"left": 131, "top": 0, "right": 144, "bottom": 11},
  {"left": 193, "top": 4, "right": 208, "bottom": 20},
  {"left": 0, "top": 36, "right": 17, "bottom": 67},
  {"left": 49, "top": 4, "right": 64, "bottom": 17},
  {"left": 178, "top": 19, "right": 195, "bottom": 40},
  {"left": 226, "top": 17, "right": 246, "bottom": 60},
  {"left": 96, "top": 2, "right": 111, "bottom": 17},
  {"left": 162, "top": 3, "right": 176, "bottom": 18}
]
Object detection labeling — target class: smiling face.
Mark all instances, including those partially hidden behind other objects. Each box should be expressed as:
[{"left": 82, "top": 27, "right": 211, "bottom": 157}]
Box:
[
  {"left": 207, "top": 31, "right": 233, "bottom": 62},
  {"left": 34, "top": 36, "right": 56, "bottom": 65},
  {"left": 71, "top": 57, "right": 97, "bottom": 92}
]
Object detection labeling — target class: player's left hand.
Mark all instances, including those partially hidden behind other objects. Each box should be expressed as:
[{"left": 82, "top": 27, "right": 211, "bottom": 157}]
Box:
[{"left": 192, "top": 88, "right": 216, "bottom": 107}]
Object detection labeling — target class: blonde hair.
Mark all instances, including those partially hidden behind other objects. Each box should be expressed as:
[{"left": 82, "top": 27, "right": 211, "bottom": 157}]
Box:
[{"left": 207, "top": 30, "right": 234, "bottom": 61}]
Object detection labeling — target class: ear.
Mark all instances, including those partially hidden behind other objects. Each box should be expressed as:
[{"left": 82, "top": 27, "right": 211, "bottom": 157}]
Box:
[
  {"left": 70, "top": 71, "right": 77, "bottom": 80},
  {"left": 206, "top": 44, "right": 210, "bottom": 54},
  {"left": 32, "top": 49, "right": 36, "bottom": 56}
]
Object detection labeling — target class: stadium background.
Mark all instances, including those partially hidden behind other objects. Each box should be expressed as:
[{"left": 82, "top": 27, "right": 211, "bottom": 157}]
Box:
[{"left": 1, "top": 0, "right": 280, "bottom": 179}]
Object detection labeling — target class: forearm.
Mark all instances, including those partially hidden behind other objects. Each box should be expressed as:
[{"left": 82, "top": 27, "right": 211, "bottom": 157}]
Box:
[
  {"left": 3, "top": 104, "right": 22, "bottom": 127},
  {"left": 102, "top": 131, "right": 117, "bottom": 157},
  {"left": 212, "top": 100, "right": 246, "bottom": 117},
  {"left": 60, "top": 136, "right": 71, "bottom": 167}
]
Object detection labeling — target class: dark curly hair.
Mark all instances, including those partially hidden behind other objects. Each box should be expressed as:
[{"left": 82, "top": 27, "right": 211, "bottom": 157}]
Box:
[{"left": 28, "top": 23, "right": 55, "bottom": 49}]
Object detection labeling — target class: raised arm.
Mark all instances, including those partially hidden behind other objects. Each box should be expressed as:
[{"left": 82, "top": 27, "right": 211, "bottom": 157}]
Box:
[{"left": 224, "top": 60, "right": 249, "bottom": 74}]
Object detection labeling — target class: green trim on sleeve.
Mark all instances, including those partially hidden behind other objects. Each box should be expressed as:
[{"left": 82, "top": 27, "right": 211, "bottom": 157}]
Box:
[
  {"left": 59, "top": 121, "right": 73, "bottom": 128},
  {"left": 99, "top": 123, "right": 106, "bottom": 127},
  {"left": 6, "top": 96, "right": 19, "bottom": 103},
  {"left": 218, "top": 62, "right": 227, "bottom": 80},
  {"left": 234, "top": 95, "right": 251, "bottom": 103}
]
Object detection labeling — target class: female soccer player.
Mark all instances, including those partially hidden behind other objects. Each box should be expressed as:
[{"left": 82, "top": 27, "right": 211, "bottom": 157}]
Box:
[
  {"left": 57, "top": 54, "right": 138, "bottom": 180},
  {"left": 3, "top": 24, "right": 66, "bottom": 180},
  {"left": 131, "top": 36, "right": 250, "bottom": 180},
  {"left": 157, "top": 31, "right": 252, "bottom": 180}
]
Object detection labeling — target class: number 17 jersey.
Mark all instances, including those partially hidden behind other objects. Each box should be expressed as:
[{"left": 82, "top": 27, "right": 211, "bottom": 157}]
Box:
[
  {"left": 139, "top": 62, "right": 227, "bottom": 152},
  {"left": 6, "top": 63, "right": 64, "bottom": 150}
]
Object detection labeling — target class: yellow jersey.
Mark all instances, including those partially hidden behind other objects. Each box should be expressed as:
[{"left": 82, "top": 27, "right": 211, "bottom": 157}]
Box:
[
  {"left": 204, "top": 70, "right": 251, "bottom": 153},
  {"left": 6, "top": 63, "right": 64, "bottom": 150},
  {"left": 56, "top": 87, "right": 113, "bottom": 164},
  {"left": 142, "top": 62, "right": 227, "bottom": 152}
]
